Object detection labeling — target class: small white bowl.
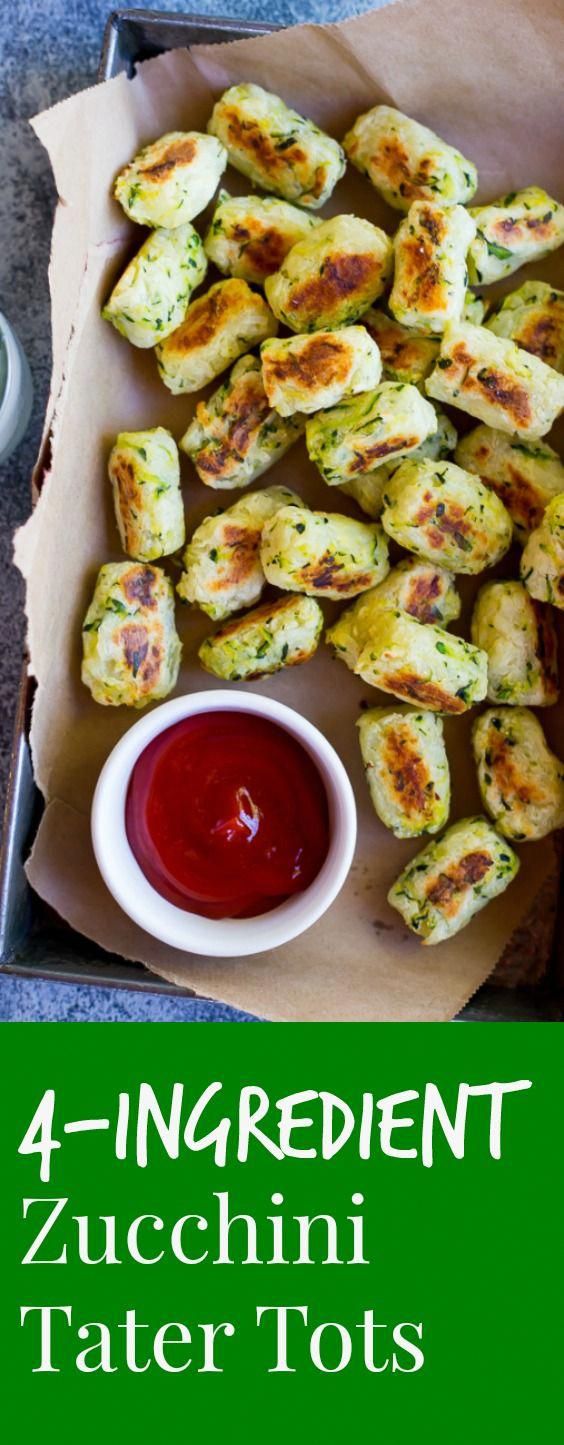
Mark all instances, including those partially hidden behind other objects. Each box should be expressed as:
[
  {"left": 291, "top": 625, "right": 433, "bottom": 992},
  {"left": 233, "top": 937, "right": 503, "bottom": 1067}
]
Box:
[
  {"left": 0, "top": 312, "right": 33, "bottom": 465},
  {"left": 91, "top": 690, "right": 357, "bottom": 957}
]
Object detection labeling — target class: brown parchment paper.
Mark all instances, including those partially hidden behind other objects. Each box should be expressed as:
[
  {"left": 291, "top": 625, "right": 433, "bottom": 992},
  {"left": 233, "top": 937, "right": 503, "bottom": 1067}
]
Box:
[{"left": 15, "top": 0, "right": 564, "bottom": 1021}]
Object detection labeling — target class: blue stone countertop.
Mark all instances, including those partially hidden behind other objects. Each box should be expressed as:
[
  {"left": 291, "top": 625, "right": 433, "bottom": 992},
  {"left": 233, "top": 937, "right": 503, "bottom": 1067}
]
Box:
[{"left": 0, "top": 1, "right": 384, "bottom": 1022}]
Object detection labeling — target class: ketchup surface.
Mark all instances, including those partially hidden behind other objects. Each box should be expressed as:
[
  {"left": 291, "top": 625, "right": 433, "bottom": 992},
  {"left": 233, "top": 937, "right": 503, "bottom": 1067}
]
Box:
[{"left": 125, "top": 712, "right": 330, "bottom": 919}]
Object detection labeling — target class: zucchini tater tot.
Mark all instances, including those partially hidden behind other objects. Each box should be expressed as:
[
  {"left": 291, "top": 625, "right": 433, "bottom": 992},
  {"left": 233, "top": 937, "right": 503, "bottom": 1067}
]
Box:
[
  {"left": 471, "top": 580, "right": 559, "bottom": 707},
  {"left": 486, "top": 280, "right": 564, "bottom": 373},
  {"left": 343, "top": 105, "right": 477, "bottom": 212},
  {"left": 156, "top": 279, "right": 277, "bottom": 395},
  {"left": 468, "top": 187, "right": 564, "bottom": 285},
  {"left": 207, "top": 83, "right": 345, "bottom": 209},
  {"left": 203, "top": 190, "right": 320, "bottom": 286},
  {"left": 362, "top": 307, "right": 439, "bottom": 385},
  {"left": 325, "top": 567, "right": 459, "bottom": 670},
  {"left": 426, "top": 320, "right": 564, "bottom": 438},
  {"left": 336, "top": 405, "right": 457, "bottom": 519},
  {"left": 387, "top": 817, "right": 519, "bottom": 944},
  {"left": 265, "top": 214, "right": 393, "bottom": 333},
  {"left": 114, "top": 131, "right": 227, "bottom": 227},
  {"left": 328, "top": 605, "right": 487, "bottom": 713},
  {"left": 261, "top": 506, "right": 389, "bottom": 600},
  {"left": 102, "top": 224, "right": 207, "bottom": 349},
  {"left": 180, "top": 355, "right": 304, "bottom": 491},
  {"left": 389, "top": 200, "right": 476, "bottom": 336},
  {"left": 381, "top": 457, "right": 512, "bottom": 573},
  {"left": 177, "top": 485, "right": 303, "bottom": 621},
  {"left": 199, "top": 594, "right": 324, "bottom": 680},
  {"left": 520, "top": 493, "right": 564, "bottom": 609},
  {"left": 261, "top": 326, "right": 381, "bottom": 417},
  {"left": 306, "top": 382, "right": 438, "bottom": 486},
  {"left": 472, "top": 707, "right": 564, "bottom": 841},
  {"left": 358, "top": 559, "right": 461, "bottom": 627},
  {"left": 455, "top": 425, "right": 564, "bottom": 540},
  {"left": 108, "top": 428, "right": 184, "bottom": 562},
  {"left": 82, "top": 563, "right": 181, "bottom": 708},
  {"left": 358, "top": 706, "right": 450, "bottom": 838}
]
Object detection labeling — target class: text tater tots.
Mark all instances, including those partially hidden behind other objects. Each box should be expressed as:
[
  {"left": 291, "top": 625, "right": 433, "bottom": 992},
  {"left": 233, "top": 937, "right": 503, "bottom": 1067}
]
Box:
[
  {"left": 389, "top": 201, "right": 476, "bottom": 336},
  {"left": 387, "top": 817, "right": 519, "bottom": 945},
  {"left": 486, "top": 281, "right": 564, "bottom": 373},
  {"left": 425, "top": 320, "right": 564, "bottom": 437},
  {"left": 328, "top": 605, "right": 488, "bottom": 713},
  {"left": 343, "top": 105, "right": 477, "bottom": 212},
  {"left": 177, "top": 486, "right": 303, "bottom": 621},
  {"left": 473, "top": 707, "right": 564, "bottom": 842},
  {"left": 155, "top": 279, "right": 277, "bottom": 395},
  {"left": 180, "top": 355, "right": 304, "bottom": 491},
  {"left": 203, "top": 191, "right": 321, "bottom": 286},
  {"left": 261, "top": 326, "right": 381, "bottom": 417},
  {"left": 468, "top": 187, "right": 564, "bottom": 285},
  {"left": 305, "top": 382, "right": 438, "bottom": 487},
  {"left": 358, "top": 706, "right": 450, "bottom": 838},
  {"left": 381, "top": 457, "right": 512, "bottom": 573},
  {"left": 455, "top": 424, "right": 564, "bottom": 540},
  {"left": 108, "top": 428, "right": 185, "bottom": 562},
  {"left": 81, "top": 563, "right": 181, "bottom": 708},
  {"left": 261, "top": 506, "right": 389, "bottom": 600},
  {"left": 199, "top": 594, "right": 324, "bottom": 681},
  {"left": 102, "top": 224, "right": 207, "bottom": 349},
  {"left": 264, "top": 215, "right": 393, "bottom": 333},
  {"left": 114, "top": 131, "right": 227, "bottom": 228},
  {"left": 520, "top": 493, "right": 564, "bottom": 609},
  {"left": 207, "top": 83, "right": 345, "bottom": 209},
  {"left": 471, "top": 580, "right": 559, "bottom": 707}
]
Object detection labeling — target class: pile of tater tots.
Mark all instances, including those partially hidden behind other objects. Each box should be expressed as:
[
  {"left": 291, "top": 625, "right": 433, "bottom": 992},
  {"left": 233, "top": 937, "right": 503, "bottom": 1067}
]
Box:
[{"left": 81, "top": 83, "right": 564, "bottom": 944}]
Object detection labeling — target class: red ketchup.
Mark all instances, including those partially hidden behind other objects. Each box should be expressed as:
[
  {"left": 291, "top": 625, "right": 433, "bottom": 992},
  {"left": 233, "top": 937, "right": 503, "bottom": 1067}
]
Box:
[{"left": 125, "top": 712, "right": 330, "bottom": 919}]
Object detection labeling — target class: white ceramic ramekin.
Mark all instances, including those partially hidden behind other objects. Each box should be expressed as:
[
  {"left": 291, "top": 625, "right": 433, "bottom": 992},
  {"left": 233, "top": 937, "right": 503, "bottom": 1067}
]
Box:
[
  {"left": 0, "top": 312, "right": 33, "bottom": 465},
  {"left": 91, "top": 690, "right": 357, "bottom": 957}
]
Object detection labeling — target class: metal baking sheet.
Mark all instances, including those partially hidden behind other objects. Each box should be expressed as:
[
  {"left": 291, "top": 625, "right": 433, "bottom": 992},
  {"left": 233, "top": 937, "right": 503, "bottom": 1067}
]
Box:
[
  {"left": 1, "top": 8, "right": 562, "bottom": 1018},
  {"left": 100, "top": 7, "right": 277, "bottom": 78}
]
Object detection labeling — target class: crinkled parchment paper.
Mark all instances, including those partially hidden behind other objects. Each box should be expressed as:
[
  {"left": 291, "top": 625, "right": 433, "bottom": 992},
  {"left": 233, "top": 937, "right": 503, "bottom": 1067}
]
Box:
[{"left": 15, "top": 0, "right": 564, "bottom": 1020}]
